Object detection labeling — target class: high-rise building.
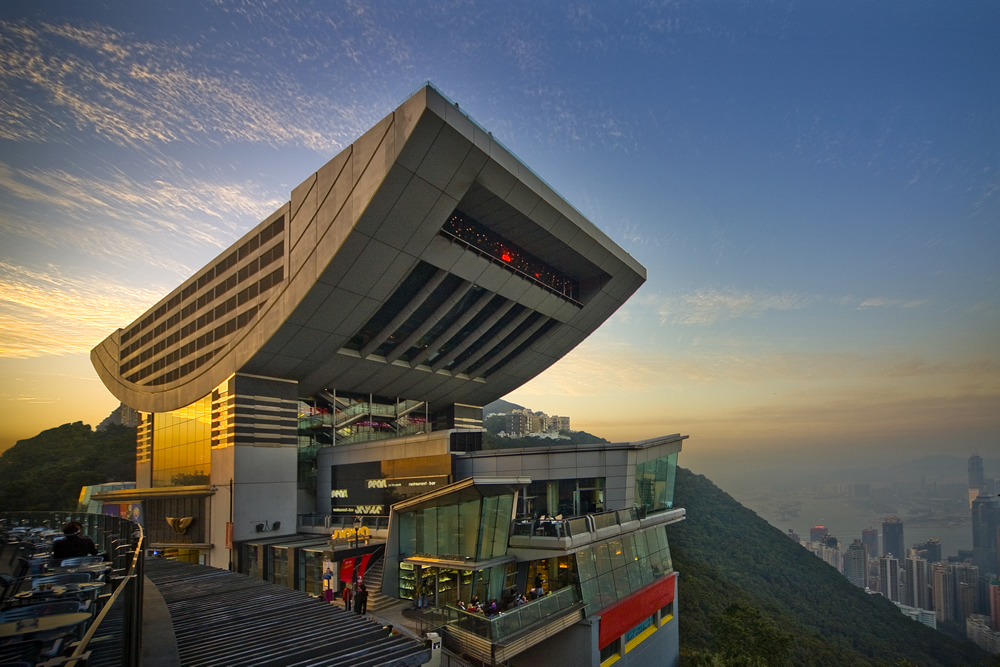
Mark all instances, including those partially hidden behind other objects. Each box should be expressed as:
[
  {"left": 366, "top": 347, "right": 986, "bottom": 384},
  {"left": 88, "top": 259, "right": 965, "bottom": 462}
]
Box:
[
  {"left": 953, "top": 563, "right": 981, "bottom": 622},
  {"left": 879, "top": 556, "right": 901, "bottom": 602},
  {"left": 990, "top": 580, "right": 1000, "bottom": 631},
  {"left": 904, "top": 555, "right": 928, "bottom": 610},
  {"left": 933, "top": 563, "right": 955, "bottom": 623},
  {"left": 971, "top": 493, "right": 1000, "bottom": 575},
  {"left": 810, "top": 525, "right": 827, "bottom": 543},
  {"left": 921, "top": 537, "right": 943, "bottom": 564},
  {"left": 970, "top": 454, "right": 986, "bottom": 509},
  {"left": 862, "top": 526, "right": 879, "bottom": 558},
  {"left": 845, "top": 539, "right": 868, "bottom": 588},
  {"left": 883, "top": 515, "right": 904, "bottom": 559},
  {"left": 787, "top": 528, "right": 800, "bottom": 543}
]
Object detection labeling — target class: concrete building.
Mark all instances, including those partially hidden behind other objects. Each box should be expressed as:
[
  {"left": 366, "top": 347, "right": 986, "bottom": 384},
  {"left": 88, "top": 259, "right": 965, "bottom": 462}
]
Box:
[
  {"left": 861, "top": 526, "right": 879, "bottom": 559},
  {"left": 883, "top": 515, "right": 904, "bottom": 560},
  {"left": 89, "top": 84, "right": 682, "bottom": 666},
  {"left": 879, "top": 556, "right": 900, "bottom": 602},
  {"left": 932, "top": 563, "right": 955, "bottom": 623},
  {"left": 809, "top": 525, "right": 826, "bottom": 543},
  {"left": 845, "top": 539, "right": 868, "bottom": 588},
  {"left": 990, "top": 580, "right": 1000, "bottom": 631},
  {"left": 967, "top": 615, "right": 1000, "bottom": 655},
  {"left": 904, "top": 555, "right": 928, "bottom": 610},
  {"left": 971, "top": 493, "right": 1000, "bottom": 575},
  {"left": 894, "top": 602, "right": 937, "bottom": 630}
]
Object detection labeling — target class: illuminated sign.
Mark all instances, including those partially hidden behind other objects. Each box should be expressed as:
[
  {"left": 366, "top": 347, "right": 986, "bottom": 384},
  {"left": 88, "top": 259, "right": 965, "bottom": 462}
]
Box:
[
  {"left": 332, "top": 526, "right": 370, "bottom": 540},
  {"left": 355, "top": 505, "right": 383, "bottom": 515},
  {"left": 367, "top": 479, "right": 387, "bottom": 489},
  {"left": 330, "top": 489, "right": 348, "bottom": 498}
]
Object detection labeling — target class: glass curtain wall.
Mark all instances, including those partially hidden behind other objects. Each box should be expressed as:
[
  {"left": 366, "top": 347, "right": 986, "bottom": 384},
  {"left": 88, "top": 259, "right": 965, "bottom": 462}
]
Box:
[
  {"left": 574, "top": 525, "right": 673, "bottom": 612},
  {"left": 149, "top": 394, "right": 212, "bottom": 487},
  {"left": 634, "top": 454, "right": 678, "bottom": 514}
]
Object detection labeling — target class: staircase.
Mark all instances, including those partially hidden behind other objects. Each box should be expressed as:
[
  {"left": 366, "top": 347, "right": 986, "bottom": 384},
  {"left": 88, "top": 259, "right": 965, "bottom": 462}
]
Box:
[{"left": 364, "top": 552, "right": 406, "bottom": 614}]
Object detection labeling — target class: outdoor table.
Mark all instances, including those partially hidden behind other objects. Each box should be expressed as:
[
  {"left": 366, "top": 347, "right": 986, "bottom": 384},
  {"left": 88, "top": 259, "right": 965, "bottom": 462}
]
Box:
[
  {"left": 16, "top": 582, "right": 104, "bottom": 602},
  {"left": 0, "top": 612, "right": 91, "bottom": 640},
  {"left": 47, "top": 564, "right": 111, "bottom": 576}
]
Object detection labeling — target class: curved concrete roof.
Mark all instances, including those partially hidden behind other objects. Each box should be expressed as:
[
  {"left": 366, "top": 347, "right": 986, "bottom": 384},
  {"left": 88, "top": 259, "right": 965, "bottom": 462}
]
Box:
[{"left": 92, "top": 85, "right": 646, "bottom": 413}]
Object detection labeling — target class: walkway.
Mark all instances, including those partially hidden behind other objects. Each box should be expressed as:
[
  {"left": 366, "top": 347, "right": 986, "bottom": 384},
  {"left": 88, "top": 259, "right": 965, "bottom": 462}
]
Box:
[{"left": 145, "top": 559, "right": 429, "bottom": 667}]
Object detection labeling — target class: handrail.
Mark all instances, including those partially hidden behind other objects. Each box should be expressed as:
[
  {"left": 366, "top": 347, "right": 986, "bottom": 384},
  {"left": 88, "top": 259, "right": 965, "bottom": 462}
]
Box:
[{"left": 65, "top": 521, "right": 144, "bottom": 667}]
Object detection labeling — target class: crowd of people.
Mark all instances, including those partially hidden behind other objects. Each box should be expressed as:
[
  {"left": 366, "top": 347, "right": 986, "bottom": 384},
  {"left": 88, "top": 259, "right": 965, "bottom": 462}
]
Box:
[{"left": 455, "top": 576, "right": 548, "bottom": 617}]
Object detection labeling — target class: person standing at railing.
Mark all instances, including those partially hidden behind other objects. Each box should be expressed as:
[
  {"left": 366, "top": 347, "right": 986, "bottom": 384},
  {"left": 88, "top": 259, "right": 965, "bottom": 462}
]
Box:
[{"left": 52, "top": 522, "right": 98, "bottom": 565}]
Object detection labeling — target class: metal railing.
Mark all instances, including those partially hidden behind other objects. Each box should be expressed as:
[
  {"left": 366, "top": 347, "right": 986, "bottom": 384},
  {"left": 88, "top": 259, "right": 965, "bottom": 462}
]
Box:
[
  {"left": 297, "top": 514, "right": 391, "bottom": 531},
  {"left": 1, "top": 511, "right": 145, "bottom": 667},
  {"left": 510, "top": 507, "right": 642, "bottom": 539},
  {"left": 423, "top": 585, "right": 583, "bottom": 643}
]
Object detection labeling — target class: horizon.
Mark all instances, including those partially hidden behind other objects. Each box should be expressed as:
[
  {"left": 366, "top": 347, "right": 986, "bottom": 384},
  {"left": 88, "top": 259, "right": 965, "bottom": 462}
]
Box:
[{"left": 0, "top": 2, "right": 997, "bottom": 480}]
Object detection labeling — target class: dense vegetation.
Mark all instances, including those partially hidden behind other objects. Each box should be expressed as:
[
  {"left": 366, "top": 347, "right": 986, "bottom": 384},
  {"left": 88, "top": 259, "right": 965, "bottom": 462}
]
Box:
[
  {"left": 0, "top": 422, "right": 136, "bottom": 511},
  {"left": 670, "top": 467, "right": 993, "bottom": 667}
]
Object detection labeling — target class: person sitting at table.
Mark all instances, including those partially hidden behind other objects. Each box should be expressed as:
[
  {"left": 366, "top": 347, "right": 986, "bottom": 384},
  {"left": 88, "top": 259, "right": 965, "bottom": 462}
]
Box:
[{"left": 52, "top": 522, "right": 98, "bottom": 565}]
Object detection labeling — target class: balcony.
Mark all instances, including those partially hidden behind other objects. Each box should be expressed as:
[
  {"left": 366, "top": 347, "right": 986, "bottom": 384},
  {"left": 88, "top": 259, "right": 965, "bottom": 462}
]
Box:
[{"left": 508, "top": 507, "right": 686, "bottom": 554}]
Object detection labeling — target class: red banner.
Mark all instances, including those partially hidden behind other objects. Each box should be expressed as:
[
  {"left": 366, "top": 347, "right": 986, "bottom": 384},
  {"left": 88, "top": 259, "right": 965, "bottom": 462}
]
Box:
[
  {"left": 339, "top": 557, "right": 355, "bottom": 583},
  {"left": 225, "top": 522, "right": 233, "bottom": 550},
  {"left": 358, "top": 553, "right": 372, "bottom": 578}
]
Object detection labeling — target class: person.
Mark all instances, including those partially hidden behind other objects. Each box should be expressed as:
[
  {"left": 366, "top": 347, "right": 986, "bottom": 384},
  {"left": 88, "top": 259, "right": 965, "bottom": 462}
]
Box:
[
  {"left": 324, "top": 586, "right": 333, "bottom": 603},
  {"left": 342, "top": 583, "right": 353, "bottom": 611},
  {"left": 356, "top": 584, "right": 368, "bottom": 615},
  {"left": 52, "top": 522, "right": 98, "bottom": 565}
]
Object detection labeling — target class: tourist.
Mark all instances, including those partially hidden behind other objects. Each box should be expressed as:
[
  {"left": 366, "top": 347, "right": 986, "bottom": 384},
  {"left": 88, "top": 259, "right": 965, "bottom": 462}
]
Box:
[
  {"left": 342, "top": 583, "right": 353, "bottom": 611},
  {"left": 52, "top": 522, "right": 98, "bottom": 565}
]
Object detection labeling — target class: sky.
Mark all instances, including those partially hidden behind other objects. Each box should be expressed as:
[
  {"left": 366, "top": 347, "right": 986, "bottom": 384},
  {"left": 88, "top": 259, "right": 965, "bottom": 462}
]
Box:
[{"left": 0, "top": 1, "right": 997, "bottom": 486}]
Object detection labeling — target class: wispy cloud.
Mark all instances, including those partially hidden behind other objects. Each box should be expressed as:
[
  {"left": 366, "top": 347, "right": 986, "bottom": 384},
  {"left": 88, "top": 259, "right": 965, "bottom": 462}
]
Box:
[
  {"left": 0, "top": 161, "right": 284, "bottom": 274},
  {"left": 0, "top": 20, "right": 380, "bottom": 152},
  {"left": 858, "top": 297, "right": 930, "bottom": 309},
  {"left": 651, "top": 288, "right": 812, "bottom": 326},
  {"left": 0, "top": 262, "right": 164, "bottom": 357}
]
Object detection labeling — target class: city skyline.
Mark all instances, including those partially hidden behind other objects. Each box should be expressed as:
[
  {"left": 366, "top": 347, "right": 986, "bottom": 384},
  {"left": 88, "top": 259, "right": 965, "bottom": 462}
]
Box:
[{"left": 0, "top": 2, "right": 997, "bottom": 484}]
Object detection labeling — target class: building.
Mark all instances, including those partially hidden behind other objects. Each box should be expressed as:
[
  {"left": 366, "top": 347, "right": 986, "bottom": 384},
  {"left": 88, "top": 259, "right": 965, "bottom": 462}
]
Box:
[
  {"left": 970, "top": 454, "right": 985, "bottom": 507},
  {"left": 971, "top": 493, "right": 1000, "bottom": 575},
  {"left": 932, "top": 563, "right": 955, "bottom": 623},
  {"left": 991, "top": 580, "right": 1000, "bottom": 631},
  {"left": 953, "top": 563, "right": 981, "bottom": 622},
  {"left": 809, "top": 525, "right": 826, "bottom": 543},
  {"left": 89, "top": 84, "right": 683, "bottom": 666},
  {"left": 861, "top": 526, "right": 879, "bottom": 558},
  {"left": 845, "top": 539, "right": 868, "bottom": 588},
  {"left": 879, "top": 556, "right": 900, "bottom": 602},
  {"left": 918, "top": 537, "right": 942, "bottom": 564},
  {"left": 786, "top": 529, "right": 800, "bottom": 544},
  {"left": 967, "top": 615, "right": 1000, "bottom": 655},
  {"left": 894, "top": 602, "right": 937, "bottom": 630},
  {"left": 883, "top": 515, "right": 904, "bottom": 559},
  {"left": 904, "top": 555, "right": 928, "bottom": 610}
]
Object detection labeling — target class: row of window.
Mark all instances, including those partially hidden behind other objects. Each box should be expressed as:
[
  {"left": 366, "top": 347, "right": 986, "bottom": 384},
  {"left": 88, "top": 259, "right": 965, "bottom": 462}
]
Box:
[
  {"left": 121, "top": 217, "right": 284, "bottom": 346},
  {"left": 119, "top": 238, "right": 283, "bottom": 362},
  {"left": 124, "top": 266, "right": 280, "bottom": 383}
]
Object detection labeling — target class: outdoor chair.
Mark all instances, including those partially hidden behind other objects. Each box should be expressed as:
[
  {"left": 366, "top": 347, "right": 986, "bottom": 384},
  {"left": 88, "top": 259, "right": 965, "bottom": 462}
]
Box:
[{"left": 58, "top": 557, "right": 103, "bottom": 567}]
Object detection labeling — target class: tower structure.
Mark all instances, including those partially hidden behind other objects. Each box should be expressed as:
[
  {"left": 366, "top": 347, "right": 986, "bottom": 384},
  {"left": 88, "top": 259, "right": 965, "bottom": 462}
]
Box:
[
  {"left": 904, "top": 555, "right": 928, "bottom": 610},
  {"left": 933, "top": 564, "right": 955, "bottom": 623},
  {"left": 845, "top": 539, "right": 868, "bottom": 588},
  {"left": 879, "top": 556, "right": 900, "bottom": 602},
  {"left": 810, "top": 525, "right": 826, "bottom": 543},
  {"left": 971, "top": 493, "right": 1000, "bottom": 575},
  {"left": 861, "top": 526, "right": 879, "bottom": 559},
  {"left": 883, "top": 515, "right": 904, "bottom": 560}
]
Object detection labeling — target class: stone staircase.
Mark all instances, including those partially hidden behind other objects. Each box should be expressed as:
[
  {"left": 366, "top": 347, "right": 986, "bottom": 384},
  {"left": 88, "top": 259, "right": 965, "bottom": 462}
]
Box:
[{"left": 364, "top": 551, "right": 407, "bottom": 614}]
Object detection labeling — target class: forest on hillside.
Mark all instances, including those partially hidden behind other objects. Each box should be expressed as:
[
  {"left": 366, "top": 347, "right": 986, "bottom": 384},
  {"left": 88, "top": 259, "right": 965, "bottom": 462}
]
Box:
[
  {"left": 0, "top": 422, "right": 136, "bottom": 511},
  {"left": 669, "top": 467, "right": 993, "bottom": 667}
]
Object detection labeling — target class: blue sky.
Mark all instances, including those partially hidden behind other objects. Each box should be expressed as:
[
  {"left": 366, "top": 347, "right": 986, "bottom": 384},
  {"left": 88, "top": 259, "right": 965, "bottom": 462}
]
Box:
[{"left": 0, "top": 1, "right": 997, "bottom": 481}]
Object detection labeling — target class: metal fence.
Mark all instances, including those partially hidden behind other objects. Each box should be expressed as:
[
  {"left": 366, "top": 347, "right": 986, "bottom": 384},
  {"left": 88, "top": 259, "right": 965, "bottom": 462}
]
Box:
[{"left": 1, "top": 511, "right": 145, "bottom": 667}]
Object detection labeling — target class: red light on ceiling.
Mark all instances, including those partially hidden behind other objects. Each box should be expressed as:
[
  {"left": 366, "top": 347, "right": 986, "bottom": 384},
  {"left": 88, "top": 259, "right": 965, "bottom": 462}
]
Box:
[{"left": 501, "top": 251, "right": 512, "bottom": 262}]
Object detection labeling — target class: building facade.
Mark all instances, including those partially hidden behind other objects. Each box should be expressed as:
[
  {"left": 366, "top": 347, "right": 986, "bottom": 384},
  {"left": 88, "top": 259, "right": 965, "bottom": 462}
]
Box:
[
  {"left": 883, "top": 516, "right": 904, "bottom": 559},
  {"left": 90, "top": 84, "right": 685, "bottom": 666}
]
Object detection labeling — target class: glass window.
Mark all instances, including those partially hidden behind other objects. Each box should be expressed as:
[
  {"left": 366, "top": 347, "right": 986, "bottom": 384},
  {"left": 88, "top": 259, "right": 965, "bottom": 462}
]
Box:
[
  {"left": 581, "top": 576, "right": 601, "bottom": 610},
  {"left": 626, "top": 560, "right": 642, "bottom": 593},
  {"left": 437, "top": 504, "right": 458, "bottom": 556},
  {"left": 638, "top": 556, "right": 654, "bottom": 587},
  {"left": 594, "top": 542, "right": 612, "bottom": 575},
  {"left": 634, "top": 453, "right": 677, "bottom": 514},
  {"left": 613, "top": 565, "right": 631, "bottom": 599},
  {"left": 600, "top": 638, "right": 621, "bottom": 666},
  {"left": 608, "top": 539, "right": 626, "bottom": 569},
  {"left": 576, "top": 547, "right": 597, "bottom": 581},
  {"left": 598, "top": 572, "right": 617, "bottom": 608},
  {"left": 478, "top": 495, "right": 498, "bottom": 560},
  {"left": 492, "top": 494, "right": 513, "bottom": 558}
]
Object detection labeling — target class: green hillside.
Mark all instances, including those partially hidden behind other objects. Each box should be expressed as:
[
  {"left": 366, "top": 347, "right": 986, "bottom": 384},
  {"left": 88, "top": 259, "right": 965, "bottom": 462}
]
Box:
[
  {"left": 669, "top": 467, "right": 992, "bottom": 667},
  {"left": 0, "top": 422, "right": 136, "bottom": 511}
]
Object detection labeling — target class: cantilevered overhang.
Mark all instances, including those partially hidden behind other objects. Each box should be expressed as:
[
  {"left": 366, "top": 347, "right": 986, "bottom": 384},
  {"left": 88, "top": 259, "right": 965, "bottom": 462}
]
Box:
[{"left": 92, "top": 84, "right": 646, "bottom": 413}]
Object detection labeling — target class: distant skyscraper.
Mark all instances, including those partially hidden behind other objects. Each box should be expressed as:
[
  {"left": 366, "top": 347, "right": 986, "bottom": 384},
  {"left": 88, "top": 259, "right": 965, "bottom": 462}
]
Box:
[
  {"left": 953, "top": 563, "right": 981, "bottom": 622},
  {"left": 845, "top": 539, "right": 868, "bottom": 588},
  {"left": 971, "top": 493, "right": 1000, "bottom": 575},
  {"left": 933, "top": 564, "right": 955, "bottom": 623},
  {"left": 905, "top": 555, "right": 929, "bottom": 610},
  {"left": 970, "top": 454, "right": 985, "bottom": 508},
  {"left": 810, "top": 525, "right": 826, "bottom": 543},
  {"left": 786, "top": 528, "right": 800, "bottom": 543},
  {"left": 879, "top": 556, "right": 901, "bottom": 602},
  {"left": 862, "top": 526, "right": 879, "bottom": 558},
  {"left": 991, "top": 580, "right": 1000, "bottom": 632},
  {"left": 883, "top": 515, "right": 904, "bottom": 559},
  {"left": 921, "top": 538, "right": 943, "bottom": 564}
]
